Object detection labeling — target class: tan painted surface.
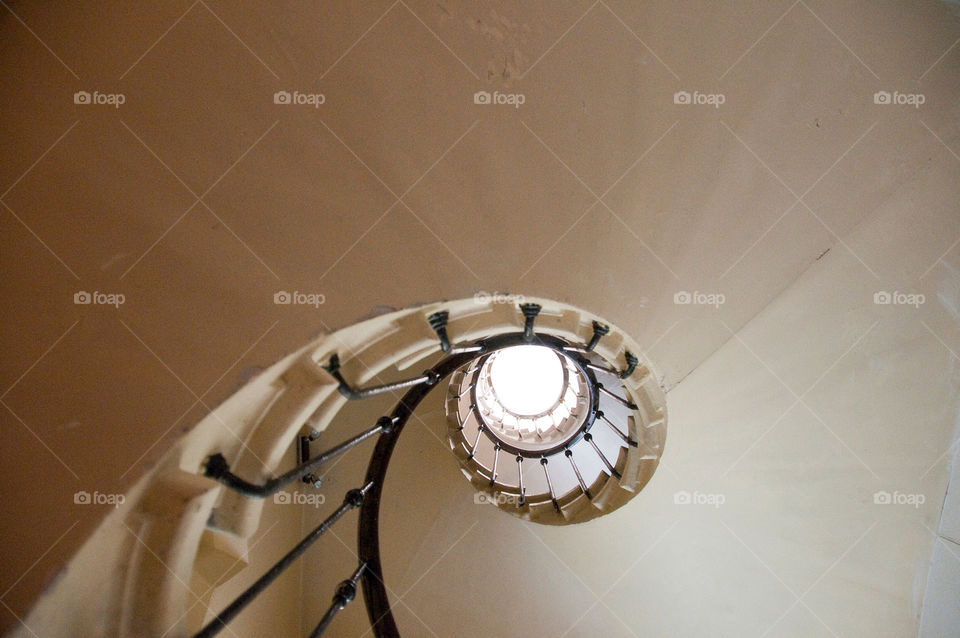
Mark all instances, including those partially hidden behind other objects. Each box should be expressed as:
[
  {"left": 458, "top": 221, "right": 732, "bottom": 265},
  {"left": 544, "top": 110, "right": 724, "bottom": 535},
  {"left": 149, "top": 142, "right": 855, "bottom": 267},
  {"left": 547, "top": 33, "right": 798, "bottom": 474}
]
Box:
[{"left": 1, "top": 0, "right": 959, "bottom": 636}]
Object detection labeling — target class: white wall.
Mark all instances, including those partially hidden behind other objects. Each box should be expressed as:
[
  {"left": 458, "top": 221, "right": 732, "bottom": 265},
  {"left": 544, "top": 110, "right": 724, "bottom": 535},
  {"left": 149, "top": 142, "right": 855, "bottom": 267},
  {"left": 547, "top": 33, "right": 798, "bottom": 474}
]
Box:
[{"left": 301, "top": 170, "right": 960, "bottom": 636}]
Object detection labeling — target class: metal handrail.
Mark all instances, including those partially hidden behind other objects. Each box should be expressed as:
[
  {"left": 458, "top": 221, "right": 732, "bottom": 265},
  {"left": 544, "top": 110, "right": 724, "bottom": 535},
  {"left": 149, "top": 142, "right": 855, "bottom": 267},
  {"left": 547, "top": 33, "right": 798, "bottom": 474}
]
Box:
[
  {"left": 203, "top": 418, "right": 394, "bottom": 497},
  {"left": 197, "top": 304, "right": 638, "bottom": 637},
  {"left": 193, "top": 483, "right": 373, "bottom": 638}
]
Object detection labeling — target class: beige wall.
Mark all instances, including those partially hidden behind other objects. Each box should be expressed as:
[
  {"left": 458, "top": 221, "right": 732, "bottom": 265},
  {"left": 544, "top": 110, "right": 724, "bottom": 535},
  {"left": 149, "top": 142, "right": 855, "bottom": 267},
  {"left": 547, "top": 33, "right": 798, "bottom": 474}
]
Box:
[
  {"left": 299, "top": 205, "right": 960, "bottom": 636},
  {"left": 1, "top": 0, "right": 959, "bottom": 636}
]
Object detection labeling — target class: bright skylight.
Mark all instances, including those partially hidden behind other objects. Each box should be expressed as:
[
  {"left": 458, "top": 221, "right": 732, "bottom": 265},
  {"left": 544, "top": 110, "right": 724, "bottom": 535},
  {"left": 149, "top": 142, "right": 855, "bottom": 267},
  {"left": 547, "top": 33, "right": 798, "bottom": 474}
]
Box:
[{"left": 488, "top": 345, "right": 564, "bottom": 416}]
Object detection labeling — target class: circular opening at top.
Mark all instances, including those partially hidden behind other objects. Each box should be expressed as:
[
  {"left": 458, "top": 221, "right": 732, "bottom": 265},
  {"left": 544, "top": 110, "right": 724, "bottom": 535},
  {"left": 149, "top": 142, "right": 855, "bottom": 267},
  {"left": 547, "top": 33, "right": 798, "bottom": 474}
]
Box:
[
  {"left": 468, "top": 341, "right": 592, "bottom": 453},
  {"left": 488, "top": 345, "right": 564, "bottom": 416}
]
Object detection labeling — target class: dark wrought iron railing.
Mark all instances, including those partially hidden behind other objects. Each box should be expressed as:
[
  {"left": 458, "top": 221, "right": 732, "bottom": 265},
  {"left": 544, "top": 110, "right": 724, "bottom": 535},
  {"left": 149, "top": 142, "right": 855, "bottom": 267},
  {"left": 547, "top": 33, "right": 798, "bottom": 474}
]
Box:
[{"left": 197, "top": 303, "right": 637, "bottom": 637}]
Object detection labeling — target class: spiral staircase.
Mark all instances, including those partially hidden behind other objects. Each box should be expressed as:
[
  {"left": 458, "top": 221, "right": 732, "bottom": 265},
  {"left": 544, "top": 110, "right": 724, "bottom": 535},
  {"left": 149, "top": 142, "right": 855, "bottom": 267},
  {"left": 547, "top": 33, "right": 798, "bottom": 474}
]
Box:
[{"left": 194, "top": 301, "right": 666, "bottom": 637}]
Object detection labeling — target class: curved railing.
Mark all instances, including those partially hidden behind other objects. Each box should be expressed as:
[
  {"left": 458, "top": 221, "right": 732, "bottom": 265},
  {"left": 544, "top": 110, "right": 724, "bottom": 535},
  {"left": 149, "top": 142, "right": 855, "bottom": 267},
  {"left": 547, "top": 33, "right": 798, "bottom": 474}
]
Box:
[{"left": 196, "top": 304, "right": 638, "bottom": 637}]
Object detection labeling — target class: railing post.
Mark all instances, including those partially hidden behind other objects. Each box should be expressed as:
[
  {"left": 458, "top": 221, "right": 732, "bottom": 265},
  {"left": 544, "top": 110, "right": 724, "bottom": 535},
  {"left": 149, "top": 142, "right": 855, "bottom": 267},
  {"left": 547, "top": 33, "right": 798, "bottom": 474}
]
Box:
[
  {"left": 585, "top": 320, "right": 609, "bottom": 352},
  {"left": 620, "top": 351, "right": 639, "bottom": 379},
  {"left": 427, "top": 311, "right": 451, "bottom": 352},
  {"left": 520, "top": 303, "right": 541, "bottom": 341}
]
